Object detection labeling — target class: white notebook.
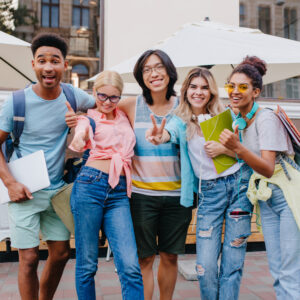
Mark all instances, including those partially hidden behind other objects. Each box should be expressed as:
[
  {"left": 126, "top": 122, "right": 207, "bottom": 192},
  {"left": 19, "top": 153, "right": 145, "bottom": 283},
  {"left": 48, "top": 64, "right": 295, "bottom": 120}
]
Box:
[{"left": 0, "top": 150, "right": 50, "bottom": 204}]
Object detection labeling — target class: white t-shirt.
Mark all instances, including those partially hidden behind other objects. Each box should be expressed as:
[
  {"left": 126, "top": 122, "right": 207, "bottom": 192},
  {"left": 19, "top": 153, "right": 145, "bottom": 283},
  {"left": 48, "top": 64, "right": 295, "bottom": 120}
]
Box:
[
  {"left": 241, "top": 109, "right": 294, "bottom": 162},
  {"left": 0, "top": 85, "right": 95, "bottom": 190},
  {"left": 188, "top": 134, "right": 240, "bottom": 181},
  {"left": 188, "top": 114, "right": 240, "bottom": 182}
]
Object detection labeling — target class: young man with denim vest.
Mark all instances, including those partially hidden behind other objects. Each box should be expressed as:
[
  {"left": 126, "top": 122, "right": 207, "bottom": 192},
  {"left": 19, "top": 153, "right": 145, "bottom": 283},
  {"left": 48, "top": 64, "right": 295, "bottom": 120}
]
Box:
[{"left": 0, "top": 33, "right": 95, "bottom": 300}]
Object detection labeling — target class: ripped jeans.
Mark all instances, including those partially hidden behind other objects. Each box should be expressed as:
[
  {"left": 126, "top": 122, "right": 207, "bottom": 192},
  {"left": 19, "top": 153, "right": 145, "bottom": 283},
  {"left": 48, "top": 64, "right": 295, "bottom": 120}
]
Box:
[{"left": 196, "top": 164, "right": 253, "bottom": 300}]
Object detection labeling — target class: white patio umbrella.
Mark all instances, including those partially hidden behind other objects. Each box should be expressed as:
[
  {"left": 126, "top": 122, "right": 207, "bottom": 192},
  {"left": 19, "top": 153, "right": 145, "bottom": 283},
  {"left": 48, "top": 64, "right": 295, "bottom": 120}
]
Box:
[
  {"left": 89, "top": 21, "right": 300, "bottom": 87},
  {"left": 0, "top": 32, "right": 35, "bottom": 241},
  {"left": 0, "top": 31, "right": 36, "bottom": 90}
]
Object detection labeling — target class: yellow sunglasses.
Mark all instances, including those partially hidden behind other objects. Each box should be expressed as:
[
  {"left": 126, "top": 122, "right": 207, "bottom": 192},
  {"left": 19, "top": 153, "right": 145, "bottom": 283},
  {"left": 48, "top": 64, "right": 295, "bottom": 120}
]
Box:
[{"left": 224, "top": 83, "right": 249, "bottom": 94}]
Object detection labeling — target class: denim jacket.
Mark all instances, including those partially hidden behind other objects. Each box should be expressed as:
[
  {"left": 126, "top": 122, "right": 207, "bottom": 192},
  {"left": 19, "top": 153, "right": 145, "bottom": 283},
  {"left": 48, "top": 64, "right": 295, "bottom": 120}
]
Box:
[{"left": 165, "top": 115, "right": 198, "bottom": 207}]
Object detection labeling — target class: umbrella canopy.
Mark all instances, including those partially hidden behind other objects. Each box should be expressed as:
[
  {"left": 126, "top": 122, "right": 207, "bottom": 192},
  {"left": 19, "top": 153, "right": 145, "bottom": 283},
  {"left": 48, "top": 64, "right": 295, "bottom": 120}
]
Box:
[
  {"left": 89, "top": 21, "right": 300, "bottom": 87},
  {"left": 0, "top": 31, "right": 36, "bottom": 90}
]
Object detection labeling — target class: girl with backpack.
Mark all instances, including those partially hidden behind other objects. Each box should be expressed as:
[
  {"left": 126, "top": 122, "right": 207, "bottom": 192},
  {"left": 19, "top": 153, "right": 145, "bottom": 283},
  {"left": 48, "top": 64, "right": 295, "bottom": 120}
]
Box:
[{"left": 220, "top": 56, "right": 300, "bottom": 299}]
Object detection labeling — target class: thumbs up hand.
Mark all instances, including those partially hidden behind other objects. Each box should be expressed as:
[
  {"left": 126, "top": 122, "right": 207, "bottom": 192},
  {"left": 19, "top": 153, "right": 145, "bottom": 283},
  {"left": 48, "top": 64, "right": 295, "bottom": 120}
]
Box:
[
  {"left": 65, "top": 101, "right": 77, "bottom": 128},
  {"left": 219, "top": 125, "right": 241, "bottom": 153}
]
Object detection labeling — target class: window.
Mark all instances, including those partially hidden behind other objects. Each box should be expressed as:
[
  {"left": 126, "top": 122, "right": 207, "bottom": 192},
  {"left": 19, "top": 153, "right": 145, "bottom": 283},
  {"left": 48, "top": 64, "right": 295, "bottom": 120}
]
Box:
[
  {"left": 258, "top": 6, "right": 271, "bottom": 34},
  {"left": 72, "top": 0, "right": 90, "bottom": 28},
  {"left": 284, "top": 8, "right": 297, "bottom": 40},
  {"left": 72, "top": 64, "right": 89, "bottom": 88},
  {"left": 286, "top": 77, "right": 299, "bottom": 99},
  {"left": 41, "top": 0, "right": 59, "bottom": 28},
  {"left": 240, "top": 4, "right": 246, "bottom": 27},
  {"left": 261, "top": 83, "right": 274, "bottom": 98}
]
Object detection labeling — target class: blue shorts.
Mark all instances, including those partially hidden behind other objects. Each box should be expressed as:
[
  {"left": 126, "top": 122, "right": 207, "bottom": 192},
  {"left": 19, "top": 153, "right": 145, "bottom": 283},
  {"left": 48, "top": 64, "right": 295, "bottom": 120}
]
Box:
[{"left": 8, "top": 188, "right": 70, "bottom": 249}]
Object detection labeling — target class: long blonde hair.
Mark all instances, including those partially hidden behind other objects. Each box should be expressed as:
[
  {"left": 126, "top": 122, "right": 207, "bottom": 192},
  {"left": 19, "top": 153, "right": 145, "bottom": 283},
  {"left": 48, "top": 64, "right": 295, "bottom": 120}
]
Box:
[{"left": 175, "top": 67, "right": 224, "bottom": 140}]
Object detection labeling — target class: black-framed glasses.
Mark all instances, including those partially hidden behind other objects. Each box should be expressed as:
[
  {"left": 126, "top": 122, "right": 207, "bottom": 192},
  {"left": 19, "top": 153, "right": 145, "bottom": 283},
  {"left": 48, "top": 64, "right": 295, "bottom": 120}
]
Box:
[{"left": 96, "top": 93, "right": 121, "bottom": 103}]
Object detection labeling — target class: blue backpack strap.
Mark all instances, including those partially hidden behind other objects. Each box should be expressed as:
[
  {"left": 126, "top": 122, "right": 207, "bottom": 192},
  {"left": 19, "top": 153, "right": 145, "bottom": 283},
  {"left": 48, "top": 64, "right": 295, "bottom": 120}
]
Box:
[
  {"left": 86, "top": 116, "right": 96, "bottom": 134},
  {"left": 12, "top": 89, "right": 26, "bottom": 158},
  {"left": 82, "top": 116, "right": 96, "bottom": 163},
  {"left": 61, "top": 83, "right": 77, "bottom": 112}
]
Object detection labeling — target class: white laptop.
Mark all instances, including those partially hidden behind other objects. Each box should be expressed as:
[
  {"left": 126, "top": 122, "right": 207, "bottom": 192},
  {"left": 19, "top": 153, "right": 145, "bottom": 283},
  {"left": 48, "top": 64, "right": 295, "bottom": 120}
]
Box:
[{"left": 0, "top": 150, "right": 50, "bottom": 204}]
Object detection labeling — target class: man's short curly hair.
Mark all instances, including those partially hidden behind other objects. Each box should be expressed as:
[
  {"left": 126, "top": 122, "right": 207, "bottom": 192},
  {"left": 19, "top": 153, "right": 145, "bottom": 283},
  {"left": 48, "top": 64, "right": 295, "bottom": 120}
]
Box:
[{"left": 31, "top": 33, "right": 68, "bottom": 58}]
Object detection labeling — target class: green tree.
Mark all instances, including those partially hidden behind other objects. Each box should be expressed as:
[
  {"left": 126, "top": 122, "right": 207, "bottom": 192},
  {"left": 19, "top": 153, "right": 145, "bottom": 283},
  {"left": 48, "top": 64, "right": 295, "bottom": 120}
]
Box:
[
  {"left": 0, "top": 0, "right": 14, "bottom": 34},
  {"left": 0, "top": 0, "right": 37, "bottom": 35}
]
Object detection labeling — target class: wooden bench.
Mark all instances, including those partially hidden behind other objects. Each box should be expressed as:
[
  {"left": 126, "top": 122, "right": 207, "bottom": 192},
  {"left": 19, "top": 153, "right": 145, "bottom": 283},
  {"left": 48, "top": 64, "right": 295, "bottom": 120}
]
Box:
[{"left": 0, "top": 208, "right": 263, "bottom": 253}]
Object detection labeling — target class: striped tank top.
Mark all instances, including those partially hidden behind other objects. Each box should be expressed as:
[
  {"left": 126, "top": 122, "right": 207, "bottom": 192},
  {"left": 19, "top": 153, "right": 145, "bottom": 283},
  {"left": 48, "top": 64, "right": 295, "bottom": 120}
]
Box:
[{"left": 132, "top": 94, "right": 181, "bottom": 196}]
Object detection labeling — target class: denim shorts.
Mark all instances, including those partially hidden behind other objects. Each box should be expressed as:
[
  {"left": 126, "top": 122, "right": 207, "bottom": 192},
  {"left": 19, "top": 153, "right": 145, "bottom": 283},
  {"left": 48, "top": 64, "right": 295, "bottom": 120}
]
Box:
[
  {"left": 130, "top": 193, "right": 192, "bottom": 258},
  {"left": 8, "top": 188, "right": 70, "bottom": 249}
]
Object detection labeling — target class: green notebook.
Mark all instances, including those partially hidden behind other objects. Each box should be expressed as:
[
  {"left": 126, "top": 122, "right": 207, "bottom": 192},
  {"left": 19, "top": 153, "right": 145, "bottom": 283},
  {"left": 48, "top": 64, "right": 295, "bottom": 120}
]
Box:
[{"left": 200, "top": 109, "right": 236, "bottom": 174}]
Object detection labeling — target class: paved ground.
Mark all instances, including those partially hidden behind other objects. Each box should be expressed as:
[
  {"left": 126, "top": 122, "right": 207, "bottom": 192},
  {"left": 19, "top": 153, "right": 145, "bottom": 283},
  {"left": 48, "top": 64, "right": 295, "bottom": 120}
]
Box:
[{"left": 0, "top": 251, "right": 275, "bottom": 300}]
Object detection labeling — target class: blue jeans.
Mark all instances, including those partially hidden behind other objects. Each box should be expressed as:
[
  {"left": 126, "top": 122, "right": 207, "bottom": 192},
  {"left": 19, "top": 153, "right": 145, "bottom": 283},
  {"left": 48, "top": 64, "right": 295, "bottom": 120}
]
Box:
[
  {"left": 196, "top": 164, "right": 253, "bottom": 300},
  {"left": 71, "top": 166, "right": 144, "bottom": 300},
  {"left": 259, "top": 183, "right": 300, "bottom": 300}
]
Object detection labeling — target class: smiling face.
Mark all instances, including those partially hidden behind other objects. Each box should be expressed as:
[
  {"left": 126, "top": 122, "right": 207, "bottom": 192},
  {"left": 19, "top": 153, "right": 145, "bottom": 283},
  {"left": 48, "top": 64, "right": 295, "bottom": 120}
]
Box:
[
  {"left": 32, "top": 46, "right": 67, "bottom": 90},
  {"left": 142, "top": 54, "right": 169, "bottom": 94},
  {"left": 186, "top": 76, "right": 211, "bottom": 115},
  {"left": 228, "top": 73, "right": 260, "bottom": 113},
  {"left": 94, "top": 85, "right": 121, "bottom": 119}
]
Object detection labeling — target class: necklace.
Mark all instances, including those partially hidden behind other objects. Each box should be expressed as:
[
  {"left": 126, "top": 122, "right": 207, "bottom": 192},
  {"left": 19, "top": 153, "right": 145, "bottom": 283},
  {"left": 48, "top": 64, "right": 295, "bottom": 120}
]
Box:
[{"left": 192, "top": 113, "right": 211, "bottom": 123}]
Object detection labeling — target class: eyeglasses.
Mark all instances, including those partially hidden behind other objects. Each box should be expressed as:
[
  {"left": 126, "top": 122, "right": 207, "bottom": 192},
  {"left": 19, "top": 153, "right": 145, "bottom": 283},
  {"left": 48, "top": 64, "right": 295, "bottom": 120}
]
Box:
[
  {"left": 96, "top": 93, "right": 121, "bottom": 103},
  {"left": 142, "top": 64, "right": 165, "bottom": 75},
  {"left": 225, "top": 83, "right": 249, "bottom": 94}
]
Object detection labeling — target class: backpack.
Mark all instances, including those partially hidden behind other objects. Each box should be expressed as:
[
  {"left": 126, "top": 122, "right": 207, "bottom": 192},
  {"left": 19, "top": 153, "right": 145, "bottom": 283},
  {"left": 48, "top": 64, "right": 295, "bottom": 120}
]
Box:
[
  {"left": 63, "top": 116, "right": 96, "bottom": 183},
  {"left": 274, "top": 105, "right": 300, "bottom": 167},
  {"left": 5, "top": 83, "right": 97, "bottom": 184},
  {"left": 4, "top": 83, "right": 97, "bottom": 183},
  {"left": 4, "top": 83, "right": 77, "bottom": 162},
  {"left": 256, "top": 107, "right": 300, "bottom": 167},
  {"left": 293, "top": 143, "right": 300, "bottom": 166}
]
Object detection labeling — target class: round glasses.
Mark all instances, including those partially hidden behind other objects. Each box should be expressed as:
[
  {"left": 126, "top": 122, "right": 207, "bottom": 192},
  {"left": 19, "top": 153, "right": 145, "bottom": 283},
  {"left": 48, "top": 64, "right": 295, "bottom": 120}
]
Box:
[
  {"left": 225, "top": 83, "right": 249, "bottom": 94},
  {"left": 142, "top": 64, "right": 166, "bottom": 76},
  {"left": 96, "top": 93, "right": 121, "bottom": 103}
]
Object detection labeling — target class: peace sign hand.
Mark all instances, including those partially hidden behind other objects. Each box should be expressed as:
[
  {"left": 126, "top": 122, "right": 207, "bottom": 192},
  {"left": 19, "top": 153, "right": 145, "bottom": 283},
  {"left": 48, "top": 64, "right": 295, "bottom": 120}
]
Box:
[{"left": 145, "top": 114, "right": 167, "bottom": 145}]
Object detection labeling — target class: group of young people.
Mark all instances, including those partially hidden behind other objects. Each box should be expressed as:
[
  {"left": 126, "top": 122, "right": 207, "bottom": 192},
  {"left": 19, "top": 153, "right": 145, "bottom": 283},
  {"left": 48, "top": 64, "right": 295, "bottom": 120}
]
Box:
[{"left": 0, "top": 31, "right": 299, "bottom": 300}]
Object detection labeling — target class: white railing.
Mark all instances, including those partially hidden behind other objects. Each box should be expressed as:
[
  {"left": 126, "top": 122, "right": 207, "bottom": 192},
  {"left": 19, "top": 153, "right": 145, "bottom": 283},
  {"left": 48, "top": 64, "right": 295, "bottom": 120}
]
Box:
[{"left": 257, "top": 98, "right": 300, "bottom": 119}]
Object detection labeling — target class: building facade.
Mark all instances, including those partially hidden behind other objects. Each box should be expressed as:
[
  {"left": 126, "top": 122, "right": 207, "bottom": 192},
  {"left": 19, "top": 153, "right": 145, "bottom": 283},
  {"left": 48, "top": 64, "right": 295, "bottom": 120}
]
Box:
[
  {"left": 15, "top": 0, "right": 100, "bottom": 89},
  {"left": 240, "top": 0, "right": 300, "bottom": 100},
  {"left": 104, "top": 0, "right": 239, "bottom": 70}
]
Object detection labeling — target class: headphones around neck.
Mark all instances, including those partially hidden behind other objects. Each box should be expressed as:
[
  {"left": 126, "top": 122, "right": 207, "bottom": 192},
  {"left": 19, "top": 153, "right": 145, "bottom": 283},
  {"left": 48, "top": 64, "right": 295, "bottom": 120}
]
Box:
[{"left": 232, "top": 102, "right": 259, "bottom": 130}]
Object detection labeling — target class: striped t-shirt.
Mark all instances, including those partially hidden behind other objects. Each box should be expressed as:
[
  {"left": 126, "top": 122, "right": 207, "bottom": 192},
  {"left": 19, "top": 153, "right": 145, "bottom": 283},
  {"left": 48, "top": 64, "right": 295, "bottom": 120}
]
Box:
[{"left": 132, "top": 95, "right": 181, "bottom": 196}]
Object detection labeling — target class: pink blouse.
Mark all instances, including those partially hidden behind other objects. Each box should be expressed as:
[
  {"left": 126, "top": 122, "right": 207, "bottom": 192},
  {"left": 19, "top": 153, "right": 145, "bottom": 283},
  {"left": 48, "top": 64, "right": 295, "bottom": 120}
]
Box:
[{"left": 69, "top": 108, "right": 136, "bottom": 197}]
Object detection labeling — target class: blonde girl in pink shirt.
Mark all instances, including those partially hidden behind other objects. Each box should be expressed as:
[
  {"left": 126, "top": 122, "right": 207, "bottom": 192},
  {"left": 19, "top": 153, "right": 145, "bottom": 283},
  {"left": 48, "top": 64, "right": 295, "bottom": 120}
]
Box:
[{"left": 69, "top": 71, "right": 144, "bottom": 300}]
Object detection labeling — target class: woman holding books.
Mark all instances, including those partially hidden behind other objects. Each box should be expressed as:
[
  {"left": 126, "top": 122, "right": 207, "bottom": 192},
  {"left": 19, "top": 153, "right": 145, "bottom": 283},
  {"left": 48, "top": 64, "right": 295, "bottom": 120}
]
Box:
[
  {"left": 146, "top": 67, "right": 253, "bottom": 300},
  {"left": 219, "top": 56, "right": 300, "bottom": 299}
]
